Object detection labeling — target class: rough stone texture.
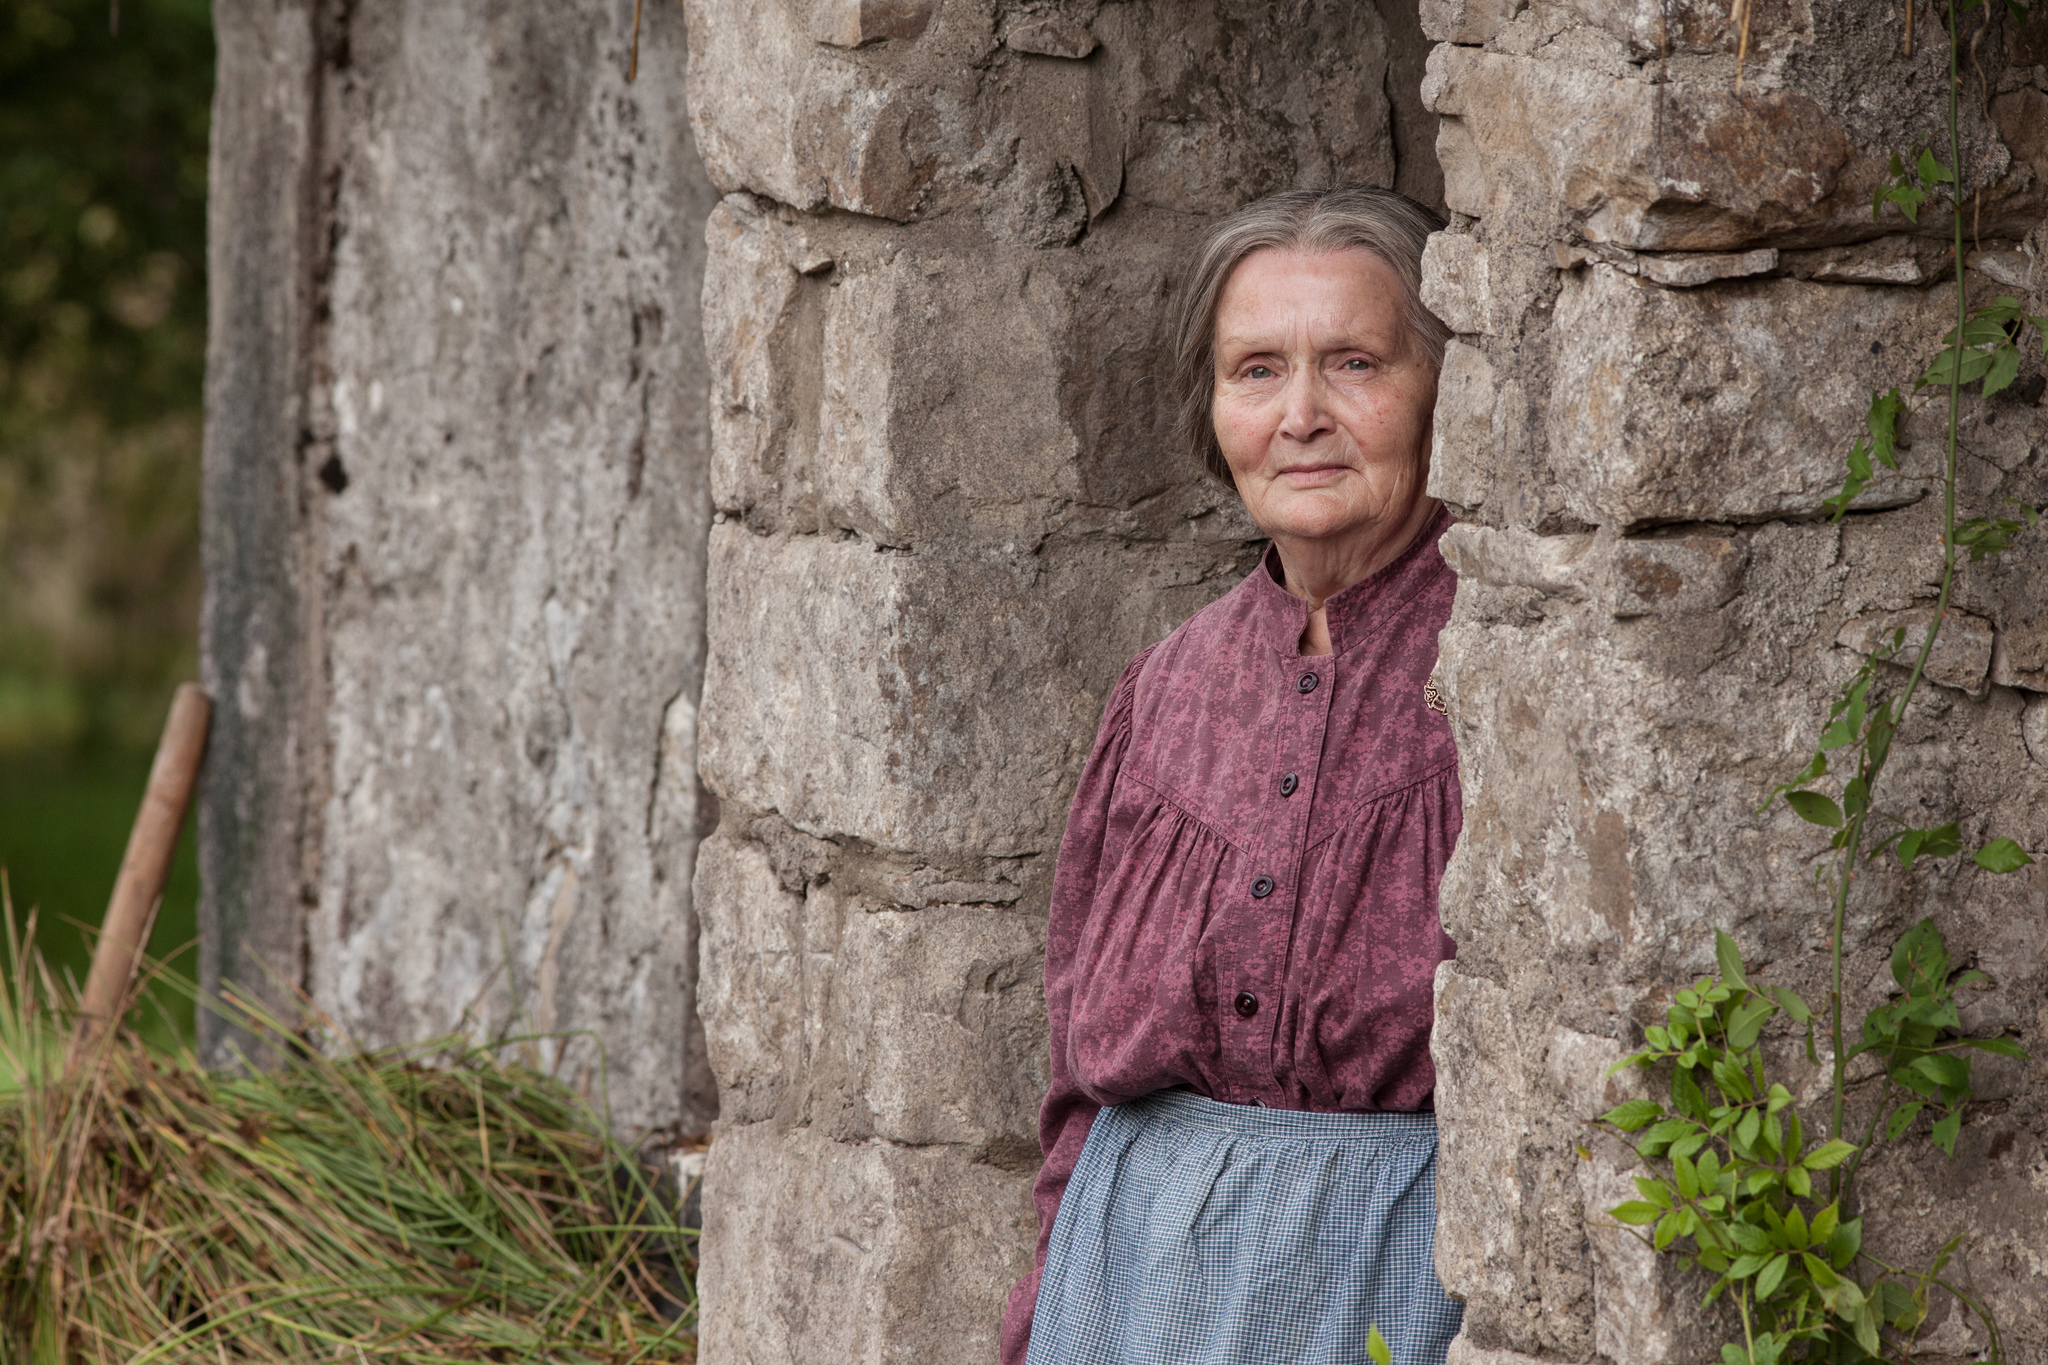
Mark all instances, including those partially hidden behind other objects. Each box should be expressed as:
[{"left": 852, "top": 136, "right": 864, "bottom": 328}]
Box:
[
  {"left": 200, "top": 0, "right": 325, "bottom": 1053},
  {"left": 684, "top": 2, "right": 1440, "bottom": 1359},
  {"left": 1424, "top": 1, "right": 2048, "bottom": 1360},
  {"left": 201, "top": 0, "right": 720, "bottom": 1133}
]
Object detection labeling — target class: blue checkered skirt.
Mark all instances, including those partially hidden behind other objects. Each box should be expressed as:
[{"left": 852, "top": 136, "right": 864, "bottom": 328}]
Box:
[{"left": 1026, "top": 1091, "right": 1464, "bottom": 1365}]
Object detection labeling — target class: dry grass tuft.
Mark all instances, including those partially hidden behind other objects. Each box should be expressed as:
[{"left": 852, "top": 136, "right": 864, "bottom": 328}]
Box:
[{"left": 0, "top": 891, "right": 696, "bottom": 1364}]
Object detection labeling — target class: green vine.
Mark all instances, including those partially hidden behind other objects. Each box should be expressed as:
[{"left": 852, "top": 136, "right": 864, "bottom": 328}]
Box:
[{"left": 1593, "top": 2, "right": 2046, "bottom": 1361}]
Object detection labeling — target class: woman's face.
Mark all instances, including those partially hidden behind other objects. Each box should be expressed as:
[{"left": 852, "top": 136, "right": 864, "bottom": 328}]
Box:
[{"left": 1211, "top": 247, "right": 1437, "bottom": 552}]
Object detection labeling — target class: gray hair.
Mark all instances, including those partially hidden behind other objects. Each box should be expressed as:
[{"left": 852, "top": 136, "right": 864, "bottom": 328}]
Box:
[{"left": 1171, "top": 185, "right": 1450, "bottom": 485}]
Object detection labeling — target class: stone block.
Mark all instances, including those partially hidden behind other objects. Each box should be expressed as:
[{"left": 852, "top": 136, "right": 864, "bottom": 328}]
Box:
[
  {"left": 1419, "top": 0, "right": 1525, "bottom": 44},
  {"left": 1603, "top": 534, "right": 1746, "bottom": 617},
  {"left": 704, "top": 198, "right": 1250, "bottom": 545},
  {"left": 1837, "top": 606, "right": 1996, "bottom": 698},
  {"left": 1422, "top": 231, "right": 1496, "bottom": 335},
  {"left": 1782, "top": 235, "right": 1947, "bottom": 284},
  {"left": 248, "top": 0, "right": 718, "bottom": 1132},
  {"left": 1004, "top": 15, "right": 1096, "bottom": 58},
  {"left": 1547, "top": 267, "right": 1951, "bottom": 527},
  {"left": 687, "top": 0, "right": 1401, "bottom": 226},
  {"left": 1576, "top": 1156, "right": 1694, "bottom": 1365},
  {"left": 697, "top": 1122, "right": 1036, "bottom": 1365},
  {"left": 2026, "top": 698, "right": 2048, "bottom": 765},
  {"left": 1543, "top": 1026, "right": 1641, "bottom": 1121},
  {"left": 1438, "top": 523, "right": 1596, "bottom": 599},
  {"left": 1424, "top": 48, "right": 1859, "bottom": 248},
  {"left": 1634, "top": 248, "right": 1777, "bottom": 288},
  {"left": 694, "top": 830, "right": 1046, "bottom": 1148},
  {"left": 1431, "top": 963, "right": 1528, "bottom": 1309},
  {"left": 697, "top": 528, "right": 1237, "bottom": 856},
  {"left": 811, "top": 0, "right": 933, "bottom": 48},
  {"left": 1431, "top": 340, "right": 1499, "bottom": 509}
]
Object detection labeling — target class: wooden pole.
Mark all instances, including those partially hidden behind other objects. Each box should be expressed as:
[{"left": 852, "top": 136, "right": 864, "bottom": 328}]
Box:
[{"left": 71, "top": 683, "right": 212, "bottom": 1055}]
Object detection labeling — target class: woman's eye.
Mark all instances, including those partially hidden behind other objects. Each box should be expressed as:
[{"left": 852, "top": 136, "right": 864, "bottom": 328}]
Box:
[
  {"left": 1246, "top": 365, "right": 1273, "bottom": 379},
  {"left": 1343, "top": 357, "right": 1371, "bottom": 371}
]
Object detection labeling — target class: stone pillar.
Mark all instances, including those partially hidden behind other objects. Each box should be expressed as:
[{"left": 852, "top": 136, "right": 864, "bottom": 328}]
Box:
[
  {"left": 682, "top": 1, "right": 1437, "bottom": 1358},
  {"left": 1421, "top": 2, "right": 2048, "bottom": 1361},
  {"left": 201, "top": 0, "right": 721, "bottom": 1134}
]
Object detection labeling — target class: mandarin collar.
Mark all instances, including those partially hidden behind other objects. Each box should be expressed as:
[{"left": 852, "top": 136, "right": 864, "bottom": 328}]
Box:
[{"left": 1245, "top": 506, "right": 1454, "bottom": 657}]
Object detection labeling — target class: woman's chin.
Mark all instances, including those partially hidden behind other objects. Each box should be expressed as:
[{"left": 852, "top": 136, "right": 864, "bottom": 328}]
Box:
[{"left": 1259, "top": 503, "right": 1389, "bottom": 547}]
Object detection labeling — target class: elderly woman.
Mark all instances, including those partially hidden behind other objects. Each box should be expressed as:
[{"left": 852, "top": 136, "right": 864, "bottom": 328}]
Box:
[{"left": 1001, "top": 185, "right": 1464, "bottom": 1365}]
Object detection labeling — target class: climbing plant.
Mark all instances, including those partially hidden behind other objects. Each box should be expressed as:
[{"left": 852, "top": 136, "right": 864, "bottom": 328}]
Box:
[{"left": 1593, "top": 2, "right": 2044, "bottom": 1362}]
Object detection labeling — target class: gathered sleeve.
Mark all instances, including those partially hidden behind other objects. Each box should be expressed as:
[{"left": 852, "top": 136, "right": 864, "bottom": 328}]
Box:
[{"left": 999, "top": 646, "right": 1152, "bottom": 1365}]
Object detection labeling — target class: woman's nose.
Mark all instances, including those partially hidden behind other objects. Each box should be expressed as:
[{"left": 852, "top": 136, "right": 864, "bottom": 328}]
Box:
[{"left": 1276, "top": 369, "right": 1333, "bottom": 443}]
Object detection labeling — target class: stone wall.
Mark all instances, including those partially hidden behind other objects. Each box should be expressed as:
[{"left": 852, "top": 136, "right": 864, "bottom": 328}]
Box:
[
  {"left": 1421, "top": 2, "right": 2048, "bottom": 1361},
  {"left": 201, "top": 0, "right": 720, "bottom": 1134},
  {"left": 202, "top": 0, "right": 2048, "bottom": 1360},
  {"left": 681, "top": 2, "right": 1437, "bottom": 1359}
]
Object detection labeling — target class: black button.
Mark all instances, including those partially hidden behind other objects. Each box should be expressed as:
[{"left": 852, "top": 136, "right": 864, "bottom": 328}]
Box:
[
  {"left": 1280, "top": 773, "right": 1299, "bottom": 797},
  {"left": 1234, "top": 991, "right": 1260, "bottom": 1019},
  {"left": 1297, "top": 672, "right": 1319, "bottom": 694},
  {"left": 1250, "top": 876, "right": 1275, "bottom": 899}
]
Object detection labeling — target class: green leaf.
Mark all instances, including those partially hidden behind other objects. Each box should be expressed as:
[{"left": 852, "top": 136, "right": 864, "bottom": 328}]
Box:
[
  {"left": 1918, "top": 147, "right": 1956, "bottom": 183},
  {"left": 1874, "top": 1278, "right": 1923, "bottom": 1330},
  {"left": 1886, "top": 1101, "right": 1923, "bottom": 1141},
  {"left": 1975, "top": 838, "right": 2034, "bottom": 872},
  {"left": 1674, "top": 1154, "right": 1700, "bottom": 1201},
  {"left": 1672, "top": 1067, "right": 1710, "bottom": 1123},
  {"left": 1772, "top": 987, "right": 1811, "bottom": 1024},
  {"left": 1756, "top": 1251, "right": 1791, "bottom": 1299},
  {"left": 1729, "top": 1253, "right": 1770, "bottom": 1279},
  {"left": 1809, "top": 1202, "right": 1839, "bottom": 1245},
  {"left": 1603, "top": 1099, "right": 1665, "bottom": 1131},
  {"left": 1728, "top": 997, "right": 1776, "bottom": 1052},
  {"left": 1727, "top": 1222, "right": 1774, "bottom": 1254},
  {"left": 1785, "top": 791, "right": 1843, "bottom": 828},
  {"left": 1635, "top": 1176, "right": 1673, "bottom": 1208},
  {"left": 1653, "top": 1212, "right": 1681, "bottom": 1250},
  {"left": 1640, "top": 1119, "right": 1690, "bottom": 1156},
  {"left": 1827, "top": 1217, "right": 1862, "bottom": 1270},
  {"left": 1892, "top": 917, "right": 1949, "bottom": 992},
  {"left": 1983, "top": 342, "right": 2021, "bottom": 397},
  {"left": 1896, "top": 822, "right": 1961, "bottom": 871},
  {"left": 1909, "top": 1053, "right": 1970, "bottom": 1092},
  {"left": 1802, "top": 1251, "right": 1841, "bottom": 1289},
  {"left": 1931, "top": 1108, "right": 1963, "bottom": 1154},
  {"left": 1958, "top": 1035, "right": 2027, "bottom": 1058},
  {"left": 1735, "top": 1108, "right": 1762, "bottom": 1153},
  {"left": 1866, "top": 388, "right": 1904, "bottom": 467},
  {"left": 1781, "top": 1206, "right": 1808, "bottom": 1250},
  {"left": 1714, "top": 930, "right": 1748, "bottom": 989},
  {"left": 1803, "top": 1139, "right": 1856, "bottom": 1170},
  {"left": 1368, "top": 1324, "right": 1392, "bottom": 1365}
]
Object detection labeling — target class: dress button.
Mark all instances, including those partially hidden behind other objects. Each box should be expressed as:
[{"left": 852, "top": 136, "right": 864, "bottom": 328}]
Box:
[
  {"left": 1234, "top": 991, "right": 1260, "bottom": 1019},
  {"left": 1297, "top": 671, "right": 1319, "bottom": 694},
  {"left": 1280, "top": 772, "right": 1298, "bottom": 797},
  {"left": 1250, "top": 875, "right": 1275, "bottom": 899}
]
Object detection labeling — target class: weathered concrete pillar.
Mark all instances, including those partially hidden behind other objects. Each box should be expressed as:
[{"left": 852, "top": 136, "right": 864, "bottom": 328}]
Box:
[
  {"left": 201, "top": 0, "right": 720, "bottom": 1134},
  {"left": 1422, "top": 2, "right": 2048, "bottom": 1360},
  {"left": 682, "top": 1, "right": 1437, "bottom": 1358}
]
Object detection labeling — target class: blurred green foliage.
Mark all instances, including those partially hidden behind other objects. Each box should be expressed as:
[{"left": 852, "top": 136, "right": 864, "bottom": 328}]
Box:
[
  {"left": 0, "top": 750, "right": 197, "bottom": 1049},
  {"left": 1, "top": 0, "right": 212, "bottom": 753},
  {"left": 1, "top": 0, "right": 212, "bottom": 1042}
]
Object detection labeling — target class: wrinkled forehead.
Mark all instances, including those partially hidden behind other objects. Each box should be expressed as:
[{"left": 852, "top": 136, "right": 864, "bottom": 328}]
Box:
[{"left": 1213, "top": 247, "right": 1414, "bottom": 355}]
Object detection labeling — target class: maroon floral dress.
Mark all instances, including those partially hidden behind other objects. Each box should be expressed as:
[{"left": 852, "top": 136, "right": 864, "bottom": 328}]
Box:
[{"left": 1001, "top": 510, "right": 1463, "bottom": 1363}]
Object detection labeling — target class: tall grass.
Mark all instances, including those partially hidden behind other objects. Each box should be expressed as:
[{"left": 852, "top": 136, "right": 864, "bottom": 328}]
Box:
[{"left": 0, "top": 890, "right": 696, "bottom": 1363}]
